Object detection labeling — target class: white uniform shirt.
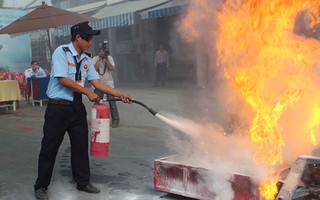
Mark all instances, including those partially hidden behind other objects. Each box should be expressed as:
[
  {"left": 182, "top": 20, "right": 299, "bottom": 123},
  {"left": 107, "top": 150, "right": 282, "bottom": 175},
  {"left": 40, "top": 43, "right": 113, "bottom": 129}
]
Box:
[
  {"left": 46, "top": 42, "right": 99, "bottom": 101},
  {"left": 25, "top": 67, "right": 46, "bottom": 79},
  {"left": 93, "top": 55, "right": 115, "bottom": 88}
]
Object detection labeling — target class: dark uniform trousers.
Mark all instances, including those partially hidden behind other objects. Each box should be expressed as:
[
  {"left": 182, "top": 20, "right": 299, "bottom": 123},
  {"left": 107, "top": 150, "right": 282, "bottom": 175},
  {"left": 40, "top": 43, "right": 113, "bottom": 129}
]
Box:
[{"left": 34, "top": 102, "right": 90, "bottom": 190}]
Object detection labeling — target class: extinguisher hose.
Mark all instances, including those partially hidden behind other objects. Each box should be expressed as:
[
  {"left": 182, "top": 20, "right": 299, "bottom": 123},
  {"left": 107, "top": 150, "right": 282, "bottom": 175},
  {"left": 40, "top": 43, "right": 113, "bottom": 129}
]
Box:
[{"left": 106, "top": 98, "right": 157, "bottom": 116}]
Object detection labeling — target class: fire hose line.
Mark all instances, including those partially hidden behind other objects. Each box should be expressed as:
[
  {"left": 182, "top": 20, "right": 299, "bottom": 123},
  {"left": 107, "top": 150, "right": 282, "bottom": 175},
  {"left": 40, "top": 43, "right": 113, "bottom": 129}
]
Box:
[{"left": 103, "top": 98, "right": 157, "bottom": 116}]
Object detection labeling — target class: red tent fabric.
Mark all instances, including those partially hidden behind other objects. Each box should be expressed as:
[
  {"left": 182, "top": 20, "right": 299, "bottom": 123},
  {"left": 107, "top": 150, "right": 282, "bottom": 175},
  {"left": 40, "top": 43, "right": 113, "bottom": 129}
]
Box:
[{"left": 0, "top": 2, "right": 97, "bottom": 35}]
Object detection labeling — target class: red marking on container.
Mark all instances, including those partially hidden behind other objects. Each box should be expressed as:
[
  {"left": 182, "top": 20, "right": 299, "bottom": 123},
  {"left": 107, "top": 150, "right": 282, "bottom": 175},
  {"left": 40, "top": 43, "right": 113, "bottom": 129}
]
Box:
[{"left": 90, "top": 142, "right": 109, "bottom": 157}]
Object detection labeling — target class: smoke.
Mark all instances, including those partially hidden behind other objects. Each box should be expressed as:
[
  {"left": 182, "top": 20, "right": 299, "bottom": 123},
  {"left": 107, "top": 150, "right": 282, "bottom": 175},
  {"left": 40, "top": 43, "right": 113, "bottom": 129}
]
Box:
[{"left": 157, "top": 4, "right": 268, "bottom": 199}]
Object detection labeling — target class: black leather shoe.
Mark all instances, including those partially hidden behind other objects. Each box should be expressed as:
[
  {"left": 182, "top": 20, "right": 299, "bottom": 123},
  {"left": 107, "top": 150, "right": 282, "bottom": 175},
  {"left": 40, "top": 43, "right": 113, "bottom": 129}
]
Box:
[
  {"left": 35, "top": 187, "right": 49, "bottom": 200},
  {"left": 77, "top": 183, "right": 100, "bottom": 193}
]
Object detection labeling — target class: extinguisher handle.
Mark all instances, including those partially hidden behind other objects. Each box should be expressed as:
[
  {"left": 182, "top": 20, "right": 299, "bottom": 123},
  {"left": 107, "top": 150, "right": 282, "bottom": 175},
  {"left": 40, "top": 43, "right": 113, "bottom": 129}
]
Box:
[{"left": 106, "top": 98, "right": 157, "bottom": 116}]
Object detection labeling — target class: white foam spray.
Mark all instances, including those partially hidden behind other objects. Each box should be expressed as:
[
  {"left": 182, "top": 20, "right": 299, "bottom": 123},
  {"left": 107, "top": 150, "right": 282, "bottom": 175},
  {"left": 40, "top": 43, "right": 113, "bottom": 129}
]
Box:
[{"left": 155, "top": 112, "right": 269, "bottom": 200}]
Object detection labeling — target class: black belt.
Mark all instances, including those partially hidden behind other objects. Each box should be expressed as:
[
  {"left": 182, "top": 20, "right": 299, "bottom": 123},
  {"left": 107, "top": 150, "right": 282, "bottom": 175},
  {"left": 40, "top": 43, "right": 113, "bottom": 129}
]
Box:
[{"left": 48, "top": 99, "right": 72, "bottom": 105}]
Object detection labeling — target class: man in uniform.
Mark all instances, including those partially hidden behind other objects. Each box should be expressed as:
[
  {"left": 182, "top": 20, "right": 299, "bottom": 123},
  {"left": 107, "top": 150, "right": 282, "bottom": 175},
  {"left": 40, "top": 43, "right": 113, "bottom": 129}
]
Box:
[{"left": 34, "top": 21, "right": 132, "bottom": 200}]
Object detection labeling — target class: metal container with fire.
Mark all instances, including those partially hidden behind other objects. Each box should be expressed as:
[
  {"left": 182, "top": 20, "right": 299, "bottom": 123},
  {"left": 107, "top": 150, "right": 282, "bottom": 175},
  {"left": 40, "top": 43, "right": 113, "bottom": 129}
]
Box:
[
  {"left": 154, "top": 154, "right": 262, "bottom": 200},
  {"left": 154, "top": 155, "right": 320, "bottom": 200}
]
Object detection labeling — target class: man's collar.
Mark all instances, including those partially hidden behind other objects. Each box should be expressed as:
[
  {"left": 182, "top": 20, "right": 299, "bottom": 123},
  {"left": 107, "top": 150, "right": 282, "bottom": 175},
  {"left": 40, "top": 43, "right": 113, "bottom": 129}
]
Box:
[
  {"left": 68, "top": 42, "right": 78, "bottom": 56},
  {"left": 68, "top": 42, "right": 89, "bottom": 60}
]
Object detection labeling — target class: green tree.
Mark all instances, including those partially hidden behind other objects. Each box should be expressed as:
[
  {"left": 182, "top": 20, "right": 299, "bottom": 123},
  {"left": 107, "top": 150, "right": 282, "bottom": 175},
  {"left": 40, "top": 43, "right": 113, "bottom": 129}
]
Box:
[{"left": 0, "top": 0, "right": 3, "bottom": 7}]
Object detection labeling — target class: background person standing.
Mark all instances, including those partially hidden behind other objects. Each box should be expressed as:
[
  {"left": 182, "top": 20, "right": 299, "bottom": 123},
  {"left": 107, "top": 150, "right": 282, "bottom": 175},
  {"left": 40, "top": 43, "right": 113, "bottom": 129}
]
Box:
[
  {"left": 93, "top": 44, "right": 120, "bottom": 128},
  {"left": 154, "top": 44, "right": 169, "bottom": 87}
]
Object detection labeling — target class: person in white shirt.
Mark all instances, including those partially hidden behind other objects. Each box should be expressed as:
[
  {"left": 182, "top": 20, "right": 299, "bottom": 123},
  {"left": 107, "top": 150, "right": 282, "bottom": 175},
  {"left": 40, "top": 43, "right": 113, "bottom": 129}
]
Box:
[
  {"left": 25, "top": 60, "right": 47, "bottom": 98},
  {"left": 93, "top": 48, "right": 120, "bottom": 128},
  {"left": 25, "top": 60, "right": 47, "bottom": 80},
  {"left": 154, "top": 44, "right": 169, "bottom": 87}
]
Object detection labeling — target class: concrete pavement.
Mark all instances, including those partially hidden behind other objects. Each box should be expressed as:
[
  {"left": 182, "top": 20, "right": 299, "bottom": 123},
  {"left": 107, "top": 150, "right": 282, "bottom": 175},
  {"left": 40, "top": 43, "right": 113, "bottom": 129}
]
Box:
[{"left": 0, "top": 82, "right": 204, "bottom": 200}]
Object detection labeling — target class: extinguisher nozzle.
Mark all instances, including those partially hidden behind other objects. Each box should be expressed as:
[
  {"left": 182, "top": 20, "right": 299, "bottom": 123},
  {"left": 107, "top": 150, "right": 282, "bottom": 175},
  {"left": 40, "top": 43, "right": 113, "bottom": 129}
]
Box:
[{"left": 148, "top": 108, "right": 157, "bottom": 116}]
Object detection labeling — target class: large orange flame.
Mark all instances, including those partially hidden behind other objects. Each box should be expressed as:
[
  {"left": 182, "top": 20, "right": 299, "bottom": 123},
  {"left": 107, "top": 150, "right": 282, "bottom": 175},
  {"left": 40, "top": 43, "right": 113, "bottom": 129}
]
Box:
[{"left": 180, "top": 0, "right": 320, "bottom": 199}]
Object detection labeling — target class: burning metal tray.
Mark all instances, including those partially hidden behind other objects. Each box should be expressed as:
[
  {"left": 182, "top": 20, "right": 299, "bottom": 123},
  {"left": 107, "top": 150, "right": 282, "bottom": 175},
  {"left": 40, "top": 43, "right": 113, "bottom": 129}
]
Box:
[
  {"left": 154, "top": 155, "right": 320, "bottom": 200},
  {"left": 154, "top": 154, "right": 262, "bottom": 200}
]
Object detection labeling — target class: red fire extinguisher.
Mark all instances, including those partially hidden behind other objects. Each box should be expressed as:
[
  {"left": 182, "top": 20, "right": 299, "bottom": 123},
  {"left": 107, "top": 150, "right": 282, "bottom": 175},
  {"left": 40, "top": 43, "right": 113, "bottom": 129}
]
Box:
[{"left": 90, "top": 103, "right": 110, "bottom": 157}]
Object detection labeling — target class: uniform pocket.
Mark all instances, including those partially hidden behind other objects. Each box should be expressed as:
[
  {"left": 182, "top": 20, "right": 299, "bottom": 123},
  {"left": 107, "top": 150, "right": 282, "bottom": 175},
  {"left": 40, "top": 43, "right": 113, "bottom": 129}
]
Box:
[
  {"left": 68, "top": 66, "right": 76, "bottom": 74},
  {"left": 68, "top": 66, "right": 76, "bottom": 80}
]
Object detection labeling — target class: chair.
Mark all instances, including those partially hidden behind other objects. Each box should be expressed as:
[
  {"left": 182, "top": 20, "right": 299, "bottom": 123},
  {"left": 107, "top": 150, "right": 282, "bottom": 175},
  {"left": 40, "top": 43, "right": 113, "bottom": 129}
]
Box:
[
  {"left": 11, "top": 72, "right": 29, "bottom": 103},
  {"left": 0, "top": 72, "right": 9, "bottom": 80},
  {"left": 30, "top": 76, "right": 50, "bottom": 107},
  {"left": 18, "top": 73, "right": 30, "bottom": 103}
]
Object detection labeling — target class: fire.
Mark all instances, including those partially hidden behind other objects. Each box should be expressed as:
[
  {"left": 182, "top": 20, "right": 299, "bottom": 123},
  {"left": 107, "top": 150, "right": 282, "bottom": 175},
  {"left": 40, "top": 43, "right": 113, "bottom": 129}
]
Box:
[
  {"left": 214, "top": 0, "right": 320, "bottom": 165},
  {"left": 258, "top": 179, "right": 278, "bottom": 200},
  {"left": 180, "top": 0, "right": 320, "bottom": 199},
  {"left": 307, "top": 99, "right": 320, "bottom": 145}
]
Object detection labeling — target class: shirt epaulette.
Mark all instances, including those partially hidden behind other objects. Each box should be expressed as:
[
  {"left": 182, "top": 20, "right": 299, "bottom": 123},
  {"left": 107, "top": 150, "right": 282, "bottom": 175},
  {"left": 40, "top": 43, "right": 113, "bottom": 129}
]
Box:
[{"left": 62, "top": 46, "right": 70, "bottom": 52}]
